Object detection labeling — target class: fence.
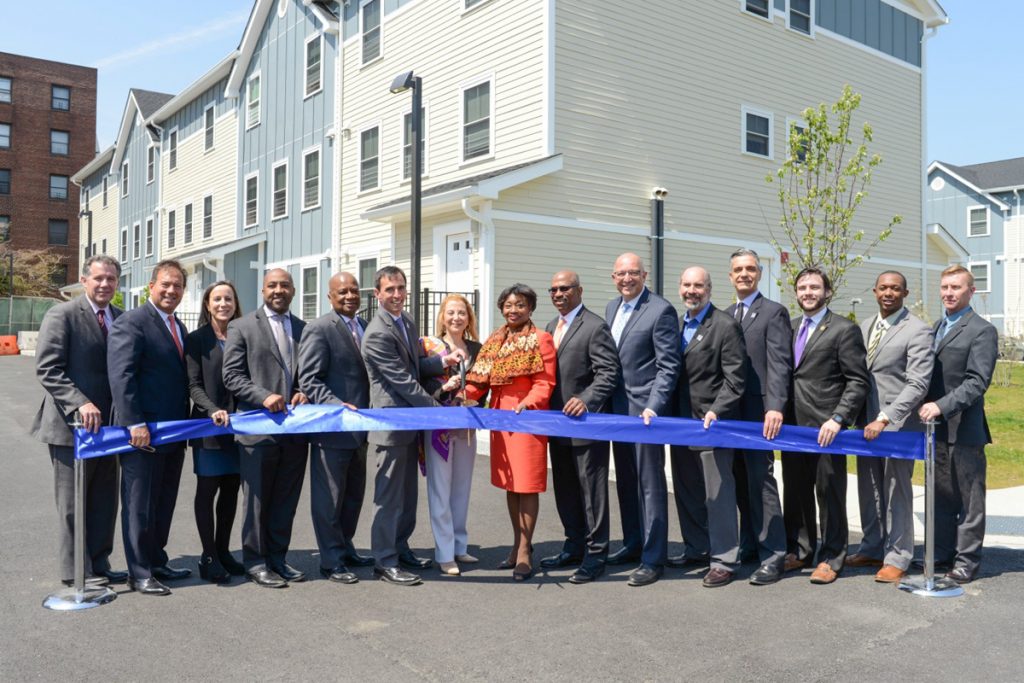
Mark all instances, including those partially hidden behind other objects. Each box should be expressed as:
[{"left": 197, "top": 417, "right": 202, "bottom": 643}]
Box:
[
  {"left": 359, "top": 288, "right": 480, "bottom": 334},
  {"left": 0, "top": 296, "right": 61, "bottom": 336}
]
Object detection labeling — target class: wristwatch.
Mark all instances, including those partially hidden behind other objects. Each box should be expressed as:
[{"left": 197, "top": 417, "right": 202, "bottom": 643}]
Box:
[{"left": 831, "top": 413, "right": 844, "bottom": 426}]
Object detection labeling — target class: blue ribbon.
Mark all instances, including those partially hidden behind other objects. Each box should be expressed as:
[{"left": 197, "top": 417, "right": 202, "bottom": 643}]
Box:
[{"left": 75, "top": 405, "right": 924, "bottom": 461}]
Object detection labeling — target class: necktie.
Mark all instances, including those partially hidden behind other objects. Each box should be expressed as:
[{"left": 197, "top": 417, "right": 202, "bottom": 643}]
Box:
[
  {"left": 167, "top": 315, "right": 183, "bottom": 358},
  {"left": 273, "top": 314, "right": 294, "bottom": 392},
  {"left": 347, "top": 318, "right": 361, "bottom": 348},
  {"left": 793, "top": 317, "right": 811, "bottom": 366},
  {"left": 934, "top": 319, "right": 950, "bottom": 349},
  {"left": 97, "top": 309, "right": 107, "bottom": 339},
  {"left": 867, "top": 318, "right": 885, "bottom": 361},
  {"left": 553, "top": 318, "right": 567, "bottom": 349},
  {"left": 610, "top": 302, "right": 631, "bottom": 345},
  {"left": 734, "top": 302, "right": 745, "bottom": 322}
]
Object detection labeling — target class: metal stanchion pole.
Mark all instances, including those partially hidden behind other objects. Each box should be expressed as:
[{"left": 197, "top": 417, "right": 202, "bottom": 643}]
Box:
[
  {"left": 43, "top": 420, "right": 117, "bottom": 611},
  {"left": 898, "top": 421, "right": 964, "bottom": 598}
]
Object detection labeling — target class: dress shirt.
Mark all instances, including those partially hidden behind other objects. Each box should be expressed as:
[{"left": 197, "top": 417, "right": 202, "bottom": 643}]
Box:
[
  {"left": 558, "top": 302, "right": 584, "bottom": 329},
  {"left": 735, "top": 291, "right": 760, "bottom": 321},
  {"left": 936, "top": 306, "right": 971, "bottom": 345},
  {"left": 610, "top": 288, "right": 644, "bottom": 344},
  {"left": 340, "top": 313, "right": 362, "bottom": 345},
  {"left": 869, "top": 307, "right": 906, "bottom": 423},
  {"left": 681, "top": 301, "right": 711, "bottom": 349}
]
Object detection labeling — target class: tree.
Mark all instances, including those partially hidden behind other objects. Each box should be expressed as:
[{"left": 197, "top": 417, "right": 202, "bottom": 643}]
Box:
[
  {"left": 766, "top": 85, "right": 901, "bottom": 298},
  {"left": 0, "top": 243, "right": 67, "bottom": 297}
]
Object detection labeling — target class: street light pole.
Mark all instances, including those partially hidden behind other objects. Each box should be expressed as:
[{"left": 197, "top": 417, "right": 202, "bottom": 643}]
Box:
[{"left": 390, "top": 70, "right": 423, "bottom": 330}]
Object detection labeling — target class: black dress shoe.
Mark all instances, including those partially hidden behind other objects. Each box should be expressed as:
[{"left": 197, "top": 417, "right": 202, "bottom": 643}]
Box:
[
  {"left": 152, "top": 564, "right": 191, "bottom": 581},
  {"left": 568, "top": 565, "right": 604, "bottom": 584},
  {"left": 627, "top": 564, "right": 662, "bottom": 587},
  {"left": 218, "top": 552, "right": 246, "bottom": 576},
  {"left": 344, "top": 552, "right": 376, "bottom": 568},
  {"left": 247, "top": 568, "right": 288, "bottom": 588},
  {"left": 946, "top": 566, "right": 975, "bottom": 584},
  {"left": 61, "top": 575, "right": 110, "bottom": 587},
  {"left": 199, "top": 555, "right": 230, "bottom": 584},
  {"left": 702, "top": 567, "right": 734, "bottom": 588},
  {"left": 129, "top": 577, "right": 171, "bottom": 596},
  {"left": 270, "top": 562, "right": 306, "bottom": 582},
  {"left": 398, "top": 551, "right": 432, "bottom": 570},
  {"left": 320, "top": 565, "right": 359, "bottom": 584},
  {"left": 374, "top": 565, "right": 422, "bottom": 586},
  {"left": 749, "top": 562, "right": 782, "bottom": 585},
  {"left": 94, "top": 568, "right": 128, "bottom": 584},
  {"left": 666, "top": 554, "right": 710, "bottom": 569},
  {"left": 607, "top": 547, "right": 642, "bottom": 566},
  {"left": 912, "top": 558, "right": 953, "bottom": 573},
  {"left": 540, "top": 551, "right": 583, "bottom": 569}
]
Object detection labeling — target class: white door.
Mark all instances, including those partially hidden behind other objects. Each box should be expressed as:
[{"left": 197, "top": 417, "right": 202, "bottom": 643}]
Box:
[{"left": 445, "top": 232, "right": 472, "bottom": 292}]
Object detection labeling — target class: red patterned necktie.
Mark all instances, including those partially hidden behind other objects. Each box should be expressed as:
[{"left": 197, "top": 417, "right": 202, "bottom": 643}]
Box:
[{"left": 97, "top": 309, "right": 107, "bottom": 338}]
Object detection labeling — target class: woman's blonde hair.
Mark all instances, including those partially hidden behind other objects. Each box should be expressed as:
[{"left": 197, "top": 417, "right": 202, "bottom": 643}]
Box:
[{"left": 435, "top": 293, "right": 479, "bottom": 341}]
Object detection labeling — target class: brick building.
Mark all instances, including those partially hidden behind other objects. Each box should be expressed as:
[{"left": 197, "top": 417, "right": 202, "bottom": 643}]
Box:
[{"left": 0, "top": 52, "right": 97, "bottom": 288}]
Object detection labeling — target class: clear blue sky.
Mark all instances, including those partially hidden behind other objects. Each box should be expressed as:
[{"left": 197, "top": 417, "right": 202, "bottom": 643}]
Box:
[{"left": 2, "top": 0, "right": 1019, "bottom": 166}]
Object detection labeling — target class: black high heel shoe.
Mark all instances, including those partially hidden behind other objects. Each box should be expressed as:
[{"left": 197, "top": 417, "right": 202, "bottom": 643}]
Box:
[
  {"left": 513, "top": 551, "right": 534, "bottom": 582},
  {"left": 218, "top": 551, "right": 246, "bottom": 576},
  {"left": 199, "top": 554, "right": 230, "bottom": 584},
  {"left": 497, "top": 544, "right": 533, "bottom": 570}
]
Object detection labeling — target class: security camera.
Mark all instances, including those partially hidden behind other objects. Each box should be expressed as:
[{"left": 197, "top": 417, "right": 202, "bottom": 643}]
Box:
[{"left": 651, "top": 187, "right": 669, "bottom": 200}]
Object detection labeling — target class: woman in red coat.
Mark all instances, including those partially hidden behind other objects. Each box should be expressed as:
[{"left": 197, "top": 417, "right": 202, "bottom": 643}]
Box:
[{"left": 466, "top": 283, "right": 556, "bottom": 581}]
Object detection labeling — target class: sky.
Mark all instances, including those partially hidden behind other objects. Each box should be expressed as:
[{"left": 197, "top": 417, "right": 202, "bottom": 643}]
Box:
[{"left": 1, "top": 0, "right": 1020, "bottom": 166}]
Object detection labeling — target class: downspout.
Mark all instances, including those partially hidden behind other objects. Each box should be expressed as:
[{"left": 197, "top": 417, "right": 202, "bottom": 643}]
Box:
[
  {"left": 921, "top": 25, "right": 940, "bottom": 315},
  {"left": 462, "top": 198, "right": 494, "bottom": 335},
  {"left": 331, "top": 24, "right": 344, "bottom": 273}
]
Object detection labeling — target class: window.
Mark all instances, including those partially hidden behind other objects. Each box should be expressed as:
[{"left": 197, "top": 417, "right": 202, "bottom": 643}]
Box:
[
  {"left": 969, "top": 262, "right": 990, "bottom": 293},
  {"left": 0, "top": 169, "right": 9, "bottom": 194},
  {"left": 168, "top": 129, "right": 178, "bottom": 170},
  {"left": 462, "top": 80, "right": 491, "bottom": 161},
  {"left": 48, "top": 220, "right": 69, "bottom": 245},
  {"left": 464, "top": 0, "right": 489, "bottom": 9},
  {"left": 246, "top": 74, "right": 261, "bottom": 129},
  {"left": 301, "top": 266, "right": 319, "bottom": 320},
  {"left": 302, "top": 148, "right": 320, "bottom": 210},
  {"left": 0, "top": 76, "right": 10, "bottom": 103},
  {"left": 361, "top": 0, "right": 382, "bottom": 64},
  {"left": 744, "top": 0, "right": 771, "bottom": 19},
  {"left": 82, "top": 188, "right": 90, "bottom": 210},
  {"left": 788, "top": 0, "right": 813, "bottom": 35},
  {"left": 147, "top": 145, "right": 156, "bottom": 183},
  {"left": 359, "top": 126, "right": 379, "bottom": 192},
  {"left": 0, "top": 123, "right": 10, "bottom": 149},
  {"left": 203, "top": 195, "right": 213, "bottom": 239},
  {"left": 51, "top": 85, "right": 70, "bottom": 111},
  {"left": 121, "top": 161, "right": 129, "bottom": 197},
  {"left": 145, "top": 218, "right": 154, "bottom": 256},
  {"left": 49, "top": 175, "right": 69, "bottom": 200},
  {"left": 184, "top": 203, "right": 194, "bottom": 244},
  {"left": 967, "top": 206, "right": 989, "bottom": 237},
  {"left": 51, "top": 129, "right": 69, "bottom": 155},
  {"left": 786, "top": 117, "right": 808, "bottom": 162},
  {"left": 101, "top": 238, "right": 107, "bottom": 255},
  {"left": 358, "top": 258, "right": 377, "bottom": 296},
  {"left": 272, "top": 161, "right": 288, "bottom": 219},
  {"left": 0, "top": 215, "right": 10, "bottom": 242},
  {"left": 204, "top": 105, "right": 215, "bottom": 151},
  {"left": 102, "top": 177, "right": 108, "bottom": 207},
  {"left": 403, "top": 107, "right": 427, "bottom": 179},
  {"left": 742, "top": 106, "right": 773, "bottom": 158},
  {"left": 167, "top": 209, "right": 176, "bottom": 248},
  {"left": 305, "top": 35, "right": 322, "bottom": 96},
  {"left": 132, "top": 223, "right": 141, "bottom": 259},
  {"left": 120, "top": 228, "right": 128, "bottom": 262},
  {"left": 244, "top": 173, "right": 259, "bottom": 227}
]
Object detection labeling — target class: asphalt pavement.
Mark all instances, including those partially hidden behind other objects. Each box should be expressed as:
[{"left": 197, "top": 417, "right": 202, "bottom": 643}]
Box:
[{"left": 2, "top": 354, "right": 1023, "bottom": 681}]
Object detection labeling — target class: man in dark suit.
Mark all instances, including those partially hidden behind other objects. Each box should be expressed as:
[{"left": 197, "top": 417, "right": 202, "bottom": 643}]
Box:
[
  {"left": 669, "top": 267, "right": 746, "bottom": 588},
  {"left": 723, "top": 248, "right": 789, "bottom": 585},
  {"left": 297, "top": 271, "right": 373, "bottom": 585},
  {"left": 918, "top": 264, "right": 998, "bottom": 584},
  {"left": 540, "top": 270, "right": 620, "bottom": 584},
  {"left": 361, "top": 266, "right": 463, "bottom": 586},
  {"left": 605, "top": 252, "right": 681, "bottom": 587},
  {"left": 783, "top": 267, "right": 869, "bottom": 585},
  {"left": 32, "top": 254, "right": 126, "bottom": 587},
  {"left": 222, "top": 268, "right": 310, "bottom": 589},
  {"left": 107, "top": 259, "right": 192, "bottom": 596}
]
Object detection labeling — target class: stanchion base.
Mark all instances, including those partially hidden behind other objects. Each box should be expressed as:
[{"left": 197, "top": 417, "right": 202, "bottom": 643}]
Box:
[
  {"left": 42, "top": 586, "right": 117, "bottom": 611},
  {"left": 897, "top": 576, "right": 965, "bottom": 598}
]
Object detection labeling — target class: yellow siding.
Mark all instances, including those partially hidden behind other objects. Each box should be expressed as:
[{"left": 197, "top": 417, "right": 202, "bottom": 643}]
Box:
[{"left": 90, "top": 186, "right": 120, "bottom": 261}]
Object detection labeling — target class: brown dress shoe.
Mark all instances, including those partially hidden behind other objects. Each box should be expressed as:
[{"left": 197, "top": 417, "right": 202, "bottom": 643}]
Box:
[
  {"left": 809, "top": 562, "right": 839, "bottom": 584},
  {"left": 846, "top": 553, "right": 883, "bottom": 568},
  {"left": 783, "top": 553, "right": 808, "bottom": 573},
  {"left": 874, "top": 565, "right": 906, "bottom": 583}
]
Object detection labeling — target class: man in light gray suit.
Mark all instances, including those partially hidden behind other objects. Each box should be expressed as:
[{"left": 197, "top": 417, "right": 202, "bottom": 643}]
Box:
[
  {"left": 361, "top": 266, "right": 463, "bottom": 586},
  {"left": 849, "top": 271, "right": 933, "bottom": 583},
  {"left": 32, "top": 254, "right": 125, "bottom": 586}
]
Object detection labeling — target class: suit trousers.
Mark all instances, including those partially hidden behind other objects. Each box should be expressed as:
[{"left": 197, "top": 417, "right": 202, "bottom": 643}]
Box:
[
  {"left": 611, "top": 441, "right": 643, "bottom": 555},
  {"left": 855, "top": 455, "right": 915, "bottom": 570},
  {"left": 309, "top": 444, "right": 367, "bottom": 569},
  {"left": 50, "top": 445, "right": 119, "bottom": 581},
  {"left": 120, "top": 447, "right": 185, "bottom": 579},
  {"left": 371, "top": 442, "right": 420, "bottom": 568},
  {"left": 671, "top": 447, "right": 740, "bottom": 571},
  {"left": 735, "top": 450, "right": 786, "bottom": 567},
  {"left": 424, "top": 431, "right": 476, "bottom": 563},
  {"left": 934, "top": 442, "right": 986, "bottom": 573},
  {"left": 782, "top": 451, "right": 848, "bottom": 571},
  {"left": 550, "top": 439, "right": 610, "bottom": 565},
  {"left": 615, "top": 441, "right": 667, "bottom": 566},
  {"left": 239, "top": 441, "right": 308, "bottom": 570}
]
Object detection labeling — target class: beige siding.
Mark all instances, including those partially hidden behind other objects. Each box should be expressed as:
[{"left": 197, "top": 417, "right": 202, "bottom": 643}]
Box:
[{"left": 89, "top": 183, "right": 120, "bottom": 262}]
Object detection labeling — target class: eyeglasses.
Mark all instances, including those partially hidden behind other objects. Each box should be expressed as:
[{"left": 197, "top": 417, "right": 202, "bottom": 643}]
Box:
[
  {"left": 612, "top": 270, "right": 643, "bottom": 279},
  {"left": 548, "top": 285, "right": 576, "bottom": 293}
]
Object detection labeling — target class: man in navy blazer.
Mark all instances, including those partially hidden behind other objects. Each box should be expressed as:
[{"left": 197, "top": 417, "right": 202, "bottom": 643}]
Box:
[
  {"left": 107, "top": 259, "right": 192, "bottom": 596},
  {"left": 605, "top": 253, "right": 681, "bottom": 587}
]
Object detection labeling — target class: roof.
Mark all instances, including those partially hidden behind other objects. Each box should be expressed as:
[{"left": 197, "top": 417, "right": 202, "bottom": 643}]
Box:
[
  {"left": 109, "top": 88, "right": 173, "bottom": 171},
  {"left": 928, "top": 161, "right": 1012, "bottom": 211},
  {"left": 71, "top": 145, "right": 116, "bottom": 184},
  {"left": 131, "top": 88, "right": 174, "bottom": 119},
  {"left": 941, "top": 157, "right": 1024, "bottom": 192}
]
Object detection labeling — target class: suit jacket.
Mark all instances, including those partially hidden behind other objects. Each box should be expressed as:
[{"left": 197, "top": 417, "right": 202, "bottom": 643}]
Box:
[
  {"left": 790, "top": 309, "right": 869, "bottom": 428},
  {"left": 926, "top": 309, "right": 998, "bottom": 445},
  {"left": 361, "top": 307, "right": 445, "bottom": 446},
  {"left": 222, "top": 307, "right": 306, "bottom": 447},
  {"left": 546, "top": 305, "right": 621, "bottom": 446},
  {"left": 184, "top": 324, "right": 236, "bottom": 450},
  {"left": 725, "top": 293, "right": 792, "bottom": 419},
  {"left": 675, "top": 305, "right": 747, "bottom": 423},
  {"left": 31, "top": 295, "right": 122, "bottom": 447},
  {"left": 605, "top": 288, "right": 681, "bottom": 417},
  {"left": 107, "top": 302, "right": 190, "bottom": 451},
  {"left": 859, "top": 309, "right": 934, "bottom": 432},
  {"left": 297, "top": 311, "right": 370, "bottom": 450}
]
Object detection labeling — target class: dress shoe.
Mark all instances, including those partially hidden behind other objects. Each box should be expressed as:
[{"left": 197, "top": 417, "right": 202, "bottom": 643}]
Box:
[
  {"left": 95, "top": 568, "right": 128, "bottom": 584},
  {"left": 398, "top": 551, "right": 432, "bottom": 570},
  {"left": 455, "top": 553, "right": 479, "bottom": 564},
  {"left": 271, "top": 562, "right": 306, "bottom": 583},
  {"left": 783, "top": 553, "right": 809, "bottom": 573},
  {"left": 912, "top": 558, "right": 953, "bottom": 573},
  {"left": 129, "top": 577, "right": 171, "bottom": 596},
  {"left": 749, "top": 563, "right": 782, "bottom": 586},
  {"left": 874, "top": 564, "right": 906, "bottom": 583},
  {"left": 702, "top": 567, "right": 734, "bottom": 588},
  {"left": 439, "top": 562, "right": 461, "bottom": 576},
  {"left": 540, "top": 551, "right": 583, "bottom": 569},
  {"left": 247, "top": 568, "right": 288, "bottom": 588},
  {"left": 946, "top": 566, "right": 975, "bottom": 584},
  {"left": 568, "top": 565, "right": 605, "bottom": 584},
  {"left": 320, "top": 565, "right": 359, "bottom": 584},
  {"left": 374, "top": 565, "right": 422, "bottom": 586},
  {"left": 627, "top": 564, "right": 662, "bottom": 587},
  {"left": 218, "top": 552, "right": 247, "bottom": 576},
  {"left": 666, "top": 554, "right": 710, "bottom": 570},
  {"left": 152, "top": 564, "right": 191, "bottom": 581},
  {"left": 199, "top": 555, "right": 230, "bottom": 584},
  {"left": 846, "top": 553, "right": 883, "bottom": 568},
  {"left": 344, "top": 552, "right": 376, "bottom": 568},
  {"left": 497, "top": 545, "right": 532, "bottom": 569},
  {"left": 61, "top": 575, "right": 110, "bottom": 587},
  {"left": 512, "top": 561, "right": 535, "bottom": 582},
  {"left": 809, "top": 562, "right": 839, "bottom": 584},
  {"left": 607, "top": 547, "right": 642, "bottom": 566}
]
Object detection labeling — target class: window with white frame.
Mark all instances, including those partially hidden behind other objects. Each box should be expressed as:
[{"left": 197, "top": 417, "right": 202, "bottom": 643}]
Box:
[
  {"left": 169, "top": 129, "right": 178, "bottom": 170},
  {"left": 302, "top": 148, "right": 320, "bottom": 210},
  {"left": 121, "top": 161, "right": 129, "bottom": 197},
  {"left": 167, "top": 209, "right": 176, "bottom": 249},
  {"left": 301, "top": 265, "right": 319, "bottom": 320},
  {"left": 145, "top": 218, "right": 154, "bottom": 256},
  {"left": 51, "top": 129, "right": 69, "bottom": 155},
  {"left": 788, "top": 0, "right": 813, "bottom": 34},
  {"left": 744, "top": 0, "right": 771, "bottom": 19},
  {"left": 305, "top": 35, "right": 322, "bottom": 97},
  {"left": 358, "top": 258, "right": 377, "bottom": 297},
  {"left": 204, "top": 105, "right": 215, "bottom": 151},
  {"left": 786, "top": 117, "right": 808, "bottom": 163},
  {"left": 49, "top": 174, "right": 69, "bottom": 200},
  {"left": 0, "top": 76, "right": 10, "bottom": 103},
  {"left": 246, "top": 74, "right": 261, "bottom": 129},
  {"left": 101, "top": 238, "right": 107, "bottom": 254},
  {"left": 102, "top": 176, "right": 108, "bottom": 207},
  {"left": 147, "top": 145, "right": 156, "bottom": 183},
  {"left": 967, "top": 206, "right": 989, "bottom": 237},
  {"left": 742, "top": 107, "right": 773, "bottom": 158},
  {"left": 462, "top": 80, "right": 491, "bottom": 161},
  {"left": 132, "top": 223, "right": 141, "bottom": 259},
  {"left": 184, "top": 203, "right": 194, "bottom": 244},
  {"left": 403, "top": 107, "right": 426, "bottom": 180},
  {"left": 359, "top": 127, "right": 379, "bottom": 192},
  {"left": 244, "top": 173, "right": 259, "bottom": 227},
  {"left": 120, "top": 228, "right": 128, "bottom": 262},
  {"left": 203, "top": 195, "right": 213, "bottom": 239},
  {"left": 0, "top": 122, "right": 9, "bottom": 149},
  {"left": 272, "top": 161, "right": 288, "bottom": 219},
  {"left": 361, "top": 0, "right": 382, "bottom": 65},
  {"left": 969, "top": 262, "right": 990, "bottom": 292}
]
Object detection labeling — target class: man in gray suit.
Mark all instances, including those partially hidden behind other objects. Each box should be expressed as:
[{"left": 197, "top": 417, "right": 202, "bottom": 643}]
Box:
[
  {"left": 918, "top": 264, "right": 998, "bottom": 584},
  {"left": 298, "top": 271, "right": 373, "bottom": 585},
  {"left": 222, "top": 268, "right": 309, "bottom": 589},
  {"left": 32, "top": 254, "right": 125, "bottom": 586},
  {"left": 849, "top": 271, "right": 933, "bottom": 583},
  {"left": 361, "top": 266, "right": 463, "bottom": 586}
]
